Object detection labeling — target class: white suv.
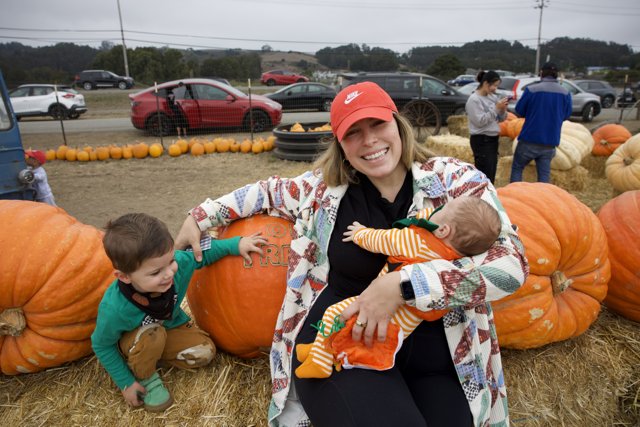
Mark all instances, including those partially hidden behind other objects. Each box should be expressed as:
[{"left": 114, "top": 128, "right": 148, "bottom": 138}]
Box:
[
  {"left": 9, "top": 84, "right": 87, "bottom": 120},
  {"left": 499, "top": 76, "right": 601, "bottom": 122}
]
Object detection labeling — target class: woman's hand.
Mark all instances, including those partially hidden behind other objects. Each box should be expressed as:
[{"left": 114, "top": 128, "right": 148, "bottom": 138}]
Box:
[
  {"left": 496, "top": 97, "right": 509, "bottom": 112},
  {"left": 238, "top": 232, "right": 268, "bottom": 263},
  {"left": 122, "top": 381, "right": 145, "bottom": 407},
  {"left": 341, "top": 271, "right": 405, "bottom": 347},
  {"left": 175, "top": 214, "right": 203, "bottom": 261}
]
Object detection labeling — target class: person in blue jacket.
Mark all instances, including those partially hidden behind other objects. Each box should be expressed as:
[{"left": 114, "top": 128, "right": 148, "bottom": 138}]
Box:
[{"left": 510, "top": 62, "right": 572, "bottom": 183}]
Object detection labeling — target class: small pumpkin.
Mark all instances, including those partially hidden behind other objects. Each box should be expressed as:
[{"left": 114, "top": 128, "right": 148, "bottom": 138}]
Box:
[
  {"left": 132, "top": 142, "right": 149, "bottom": 159},
  {"left": 0, "top": 201, "right": 114, "bottom": 374},
  {"left": 187, "top": 215, "right": 292, "bottom": 358},
  {"left": 64, "top": 148, "right": 78, "bottom": 162},
  {"left": 168, "top": 143, "right": 182, "bottom": 157},
  {"left": 76, "top": 150, "right": 90, "bottom": 162},
  {"left": 176, "top": 139, "right": 189, "bottom": 154},
  {"left": 216, "top": 138, "right": 230, "bottom": 153},
  {"left": 591, "top": 124, "right": 632, "bottom": 157},
  {"left": 204, "top": 141, "right": 216, "bottom": 154},
  {"left": 109, "top": 146, "right": 123, "bottom": 160},
  {"left": 251, "top": 140, "right": 264, "bottom": 154},
  {"left": 240, "top": 139, "right": 252, "bottom": 153},
  {"left": 190, "top": 142, "right": 205, "bottom": 156},
  {"left": 96, "top": 146, "right": 110, "bottom": 161},
  {"left": 229, "top": 139, "right": 241, "bottom": 153},
  {"left": 493, "top": 182, "right": 610, "bottom": 349},
  {"left": 55, "top": 145, "right": 68, "bottom": 160},
  {"left": 45, "top": 149, "right": 56, "bottom": 161},
  {"left": 597, "top": 191, "right": 640, "bottom": 322},
  {"left": 605, "top": 133, "right": 640, "bottom": 192},
  {"left": 149, "top": 143, "right": 163, "bottom": 158}
]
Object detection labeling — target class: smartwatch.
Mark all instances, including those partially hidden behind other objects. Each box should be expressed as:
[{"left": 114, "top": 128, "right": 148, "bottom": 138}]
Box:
[{"left": 399, "top": 269, "right": 415, "bottom": 302}]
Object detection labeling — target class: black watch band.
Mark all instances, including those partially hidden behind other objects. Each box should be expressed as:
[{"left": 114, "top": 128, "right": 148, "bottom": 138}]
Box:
[{"left": 400, "top": 279, "right": 415, "bottom": 301}]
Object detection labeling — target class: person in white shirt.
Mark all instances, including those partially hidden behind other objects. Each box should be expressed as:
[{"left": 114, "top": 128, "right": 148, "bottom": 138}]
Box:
[{"left": 25, "top": 149, "right": 56, "bottom": 206}]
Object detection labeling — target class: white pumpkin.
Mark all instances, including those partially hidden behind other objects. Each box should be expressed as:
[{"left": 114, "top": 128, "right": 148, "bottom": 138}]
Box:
[
  {"left": 513, "top": 121, "right": 593, "bottom": 170},
  {"left": 606, "top": 133, "right": 640, "bottom": 191}
]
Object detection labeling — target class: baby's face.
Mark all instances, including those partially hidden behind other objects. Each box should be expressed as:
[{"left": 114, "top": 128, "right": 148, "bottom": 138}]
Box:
[{"left": 25, "top": 157, "right": 40, "bottom": 168}]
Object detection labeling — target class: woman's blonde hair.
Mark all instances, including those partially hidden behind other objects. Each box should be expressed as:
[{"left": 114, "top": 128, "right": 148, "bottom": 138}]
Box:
[{"left": 313, "top": 114, "right": 435, "bottom": 187}]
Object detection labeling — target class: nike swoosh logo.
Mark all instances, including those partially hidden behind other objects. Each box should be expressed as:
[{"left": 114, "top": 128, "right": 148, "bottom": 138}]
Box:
[{"left": 344, "top": 91, "right": 362, "bottom": 104}]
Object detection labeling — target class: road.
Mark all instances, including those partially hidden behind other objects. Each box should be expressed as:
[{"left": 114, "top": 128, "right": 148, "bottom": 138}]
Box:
[
  {"left": 17, "top": 108, "right": 637, "bottom": 135},
  {"left": 18, "top": 112, "right": 331, "bottom": 134}
]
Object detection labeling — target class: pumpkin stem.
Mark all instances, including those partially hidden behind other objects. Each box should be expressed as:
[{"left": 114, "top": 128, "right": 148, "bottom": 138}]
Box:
[
  {"left": 551, "top": 271, "right": 572, "bottom": 295},
  {"left": 0, "top": 308, "right": 26, "bottom": 337},
  {"left": 623, "top": 157, "right": 634, "bottom": 166}
]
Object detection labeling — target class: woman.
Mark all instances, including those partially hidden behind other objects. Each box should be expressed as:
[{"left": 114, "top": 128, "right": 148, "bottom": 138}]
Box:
[
  {"left": 176, "top": 82, "right": 528, "bottom": 426},
  {"left": 465, "top": 70, "right": 509, "bottom": 183}
]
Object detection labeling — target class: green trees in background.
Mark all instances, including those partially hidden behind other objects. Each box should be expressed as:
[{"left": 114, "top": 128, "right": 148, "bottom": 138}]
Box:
[{"left": 0, "top": 38, "right": 638, "bottom": 88}]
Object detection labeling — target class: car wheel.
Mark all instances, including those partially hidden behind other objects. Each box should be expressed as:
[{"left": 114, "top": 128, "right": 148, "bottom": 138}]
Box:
[
  {"left": 146, "top": 114, "right": 172, "bottom": 137},
  {"left": 401, "top": 100, "right": 442, "bottom": 141},
  {"left": 49, "top": 104, "right": 68, "bottom": 120},
  {"left": 266, "top": 79, "right": 276, "bottom": 86},
  {"left": 83, "top": 82, "right": 94, "bottom": 91},
  {"left": 581, "top": 103, "right": 595, "bottom": 122},
  {"left": 601, "top": 95, "right": 614, "bottom": 109},
  {"left": 321, "top": 99, "right": 332, "bottom": 112},
  {"left": 244, "top": 110, "right": 271, "bottom": 132},
  {"left": 117, "top": 81, "right": 128, "bottom": 90}
]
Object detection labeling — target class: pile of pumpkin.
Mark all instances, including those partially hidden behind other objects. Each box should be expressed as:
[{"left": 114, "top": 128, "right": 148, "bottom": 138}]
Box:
[
  {"left": 43, "top": 136, "right": 276, "bottom": 162},
  {"left": 286, "top": 122, "right": 332, "bottom": 132},
  {"left": 1, "top": 182, "right": 639, "bottom": 375},
  {"left": 498, "top": 114, "right": 640, "bottom": 192}
]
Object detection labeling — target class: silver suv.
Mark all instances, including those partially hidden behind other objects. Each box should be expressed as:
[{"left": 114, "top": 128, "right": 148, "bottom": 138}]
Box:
[
  {"left": 499, "top": 76, "right": 601, "bottom": 122},
  {"left": 9, "top": 84, "right": 87, "bottom": 120}
]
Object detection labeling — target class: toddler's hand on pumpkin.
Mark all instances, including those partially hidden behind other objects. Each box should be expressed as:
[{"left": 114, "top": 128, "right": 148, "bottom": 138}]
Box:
[
  {"left": 342, "top": 221, "right": 366, "bottom": 242},
  {"left": 122, "top": 381, "right": 145, "bottom": 407},
  {"left": 239, "top": 232, "right": 268, "bottom": 263}
]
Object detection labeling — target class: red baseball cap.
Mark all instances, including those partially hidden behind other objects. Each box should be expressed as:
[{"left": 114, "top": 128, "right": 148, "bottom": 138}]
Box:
[
  {"left": 25, "top": 149, "right": 46, "bottom": 165},
  {"left": 330, "top": 81, "right": 398, "bottom": 142}
]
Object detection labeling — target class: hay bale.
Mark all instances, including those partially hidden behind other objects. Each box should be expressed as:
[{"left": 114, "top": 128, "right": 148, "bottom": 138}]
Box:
[
  {"left": 0, "top": 309, "right": 637, "bottom": 426},
  {"left": 446, "top": 115, "right": 469, "bottom": 138},
  {"left": 496, "top": 156, "right": 589, "bottom": 191},
  {"left": 580, "top": 154, "right": 608, "bottom": 178},
  {"left": 499, "top": 136, "right": 513, "bottom": 156},
  {"left": 425, "top": 134, "right": 473, "bottom": 163}
]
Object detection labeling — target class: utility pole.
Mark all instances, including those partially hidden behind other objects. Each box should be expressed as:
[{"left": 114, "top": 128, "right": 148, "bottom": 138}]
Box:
[
  {"left": 534, "top": 0, "right": 549, "bottom": 75},
  {"left": 117, "top": 0, "right": 130, "bottom": 78}
]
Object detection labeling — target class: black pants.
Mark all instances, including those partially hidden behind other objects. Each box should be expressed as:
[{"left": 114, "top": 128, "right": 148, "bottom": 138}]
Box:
[
  {"left": 470, "top": 134, "right": 500, "bottom": 183},
  {"left": 293, "top": 287, "right": 473, "bottom": 427}
]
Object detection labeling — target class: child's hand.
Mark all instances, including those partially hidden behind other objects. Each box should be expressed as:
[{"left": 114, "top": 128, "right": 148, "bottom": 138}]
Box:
[
  {"left": 342, "top": 221, "right": 366, "bottom": 242},
  {"left": 239, "top": 232, "right": 268, "bottom": 263},
  {"left": 122, "top": 381, "right": 146, "bottom": 407}
]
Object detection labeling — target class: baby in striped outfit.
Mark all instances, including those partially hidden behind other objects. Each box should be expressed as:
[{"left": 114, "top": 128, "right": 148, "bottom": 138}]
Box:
[{"left": 295, "top": 196, "right": 502, "bottom": 379}]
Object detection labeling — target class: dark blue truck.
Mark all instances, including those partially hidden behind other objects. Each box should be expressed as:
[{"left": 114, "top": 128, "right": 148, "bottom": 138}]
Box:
[{"left": 0, "top": 70, "right": 36, "bottom": 200}]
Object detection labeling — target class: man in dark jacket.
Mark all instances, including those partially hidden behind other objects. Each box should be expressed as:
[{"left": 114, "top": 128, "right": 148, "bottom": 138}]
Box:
[{"left": 510, "top": 62, "right": 572, "bottom": 183}]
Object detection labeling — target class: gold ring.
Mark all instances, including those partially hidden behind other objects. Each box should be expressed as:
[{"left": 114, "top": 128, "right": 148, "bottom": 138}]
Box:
[{"left": 355, "top": 319, "right": 367, "bottom": 328}]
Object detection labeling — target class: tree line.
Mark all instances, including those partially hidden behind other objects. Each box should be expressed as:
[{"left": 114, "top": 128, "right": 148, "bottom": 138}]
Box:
[{"left": 0, "top": 38, "right": 638, "bottom": 88}]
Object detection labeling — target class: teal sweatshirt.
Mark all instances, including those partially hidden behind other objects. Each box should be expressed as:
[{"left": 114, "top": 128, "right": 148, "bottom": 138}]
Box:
[{"left": 91, "top": 236, "right": 241, "bottom": 390}]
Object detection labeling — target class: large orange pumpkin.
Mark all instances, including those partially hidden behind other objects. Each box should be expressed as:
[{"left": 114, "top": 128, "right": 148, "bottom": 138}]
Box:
[
  {"left": 597, "top": 191, "right": 640, "bottom": 322},
  {"left": 0, "top": 201, "right": 114, "bottom": 374},
  {"left": 591, "top": 124, "right": 632, "bottom": 157},
  {"left": 493, "top": 182, "right": 610, "bottom": 349},
  {"left": 187, "top": 215, "right": 292, "bottom": 358}
]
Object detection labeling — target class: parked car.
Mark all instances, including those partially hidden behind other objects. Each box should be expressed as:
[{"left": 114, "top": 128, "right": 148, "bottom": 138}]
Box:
[
  {"left": 129, "top": 78, "right": 282, "bottom": 136},
  {"left": 447, "top": 74, "right": 476, "bottom": 87},
  {"left": 340, "top": 71, "right": 468, "bottom": 120},
  {"left": 573, "top": 80, "right": 617, "bottom": 108},
  {"left": 9, "top": 84, "right": 87, "bottom": 120},
  {"left": 260, "top": 70, "right": 309, "bottom": 86},
  {"left": 499, "top": 76, "right": 601, "bottom": 122},
  {"left": 73, "top": 70, "right": 134, "bottom": 90},
  {"left": 265, "top": 82, "right": 336, "bottom": 112},
  {"left": 0, "top": 71, "right": 36, "bottom": 200}
]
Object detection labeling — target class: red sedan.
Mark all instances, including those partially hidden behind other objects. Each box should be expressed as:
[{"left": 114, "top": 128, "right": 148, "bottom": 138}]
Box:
[
  {"left": 261, "top": 70, "right": 309, "bottom": 86},
  {"left": 129, "top": 79, "right": 283, "bottom": 136}
]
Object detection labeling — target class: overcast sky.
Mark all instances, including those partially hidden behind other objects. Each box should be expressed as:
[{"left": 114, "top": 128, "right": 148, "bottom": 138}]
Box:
[{"left": 1, "top": 0, "right": 639, "bottom": 57}]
